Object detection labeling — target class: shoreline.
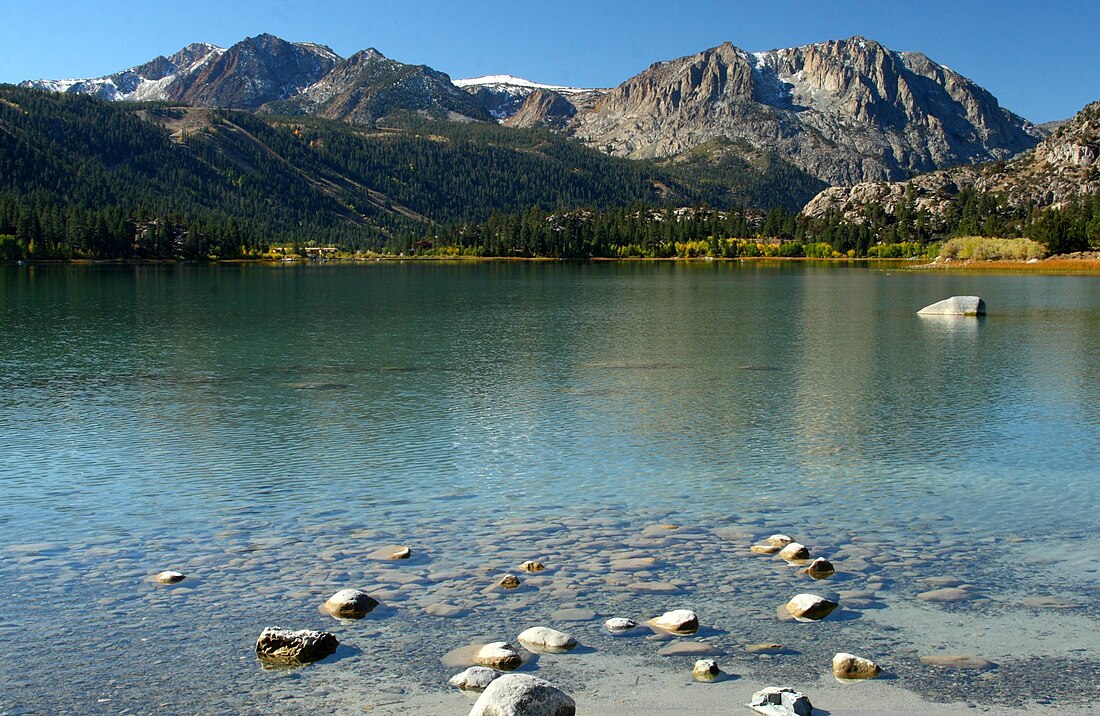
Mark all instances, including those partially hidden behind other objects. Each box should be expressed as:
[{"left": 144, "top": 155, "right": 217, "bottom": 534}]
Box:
[{"left": 4, "top": 255, "right": 1100, "bottom": 273}]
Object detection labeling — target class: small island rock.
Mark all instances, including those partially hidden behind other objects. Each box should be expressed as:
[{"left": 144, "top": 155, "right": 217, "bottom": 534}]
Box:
[
  {"left": 517, "top": 627, "right": 577, "bottom": 653},
  {"left": 833, "top": 652, "right": 882, "bottom": 679},
  {"left": 475, "top": 642, "right": 523, "bottom": 671},
  {"left": 693, "top": 659, "right": 721, "bottom": 682},
  {"left": 785, "top": 593, "right": 838, "bottom": 621},
  {"left": 449, "top": 666, "right": 502, "bottom": 692},
  {"left": 767, "top": 534, "right": 794, "bottom": 547},
  {"left": 748, "top": 686, "right": 813, "bottom": 716},
  {"left": 499, "top": 574, "right": 521, "bottom": 590},
  {"left": 917, "top": 296, "right": 986, "bottom": 316},
  {"left": 648, "top": 609, "right": 699, "bottom": 634},
  {"left": 323, "top": 588, "right": 379, "bottom": 619},
  {"left": 751, "top": 544, "right": 782, "bottom": 555},
  {"left": 469, "top": 673, "right": 576, "bottom": 716},
  {"left": 255, "top": 627, "right": 338, "bottom": 666},
  {"left": 154, "top": 570, "right": 185, "bottom": 584},
  {"left": 520, "top": 560, "right": 546, "bottom": 573}
]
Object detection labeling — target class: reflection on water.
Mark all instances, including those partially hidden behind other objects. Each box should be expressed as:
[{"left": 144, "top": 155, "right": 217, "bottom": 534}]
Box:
[{"left": 1, "top": 263, "right": 1099, "bottom": 714}]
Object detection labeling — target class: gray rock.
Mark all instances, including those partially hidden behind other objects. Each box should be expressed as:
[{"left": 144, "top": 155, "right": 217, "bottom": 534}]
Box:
[
  {"left": 917, "top": 296, "right": 986, "bottom": 316},
  {"left": 748, "top": 686, "right": 814, "bottom": 716},
  {"left": 323, "top": 588, "right": 379, "bottom": 618},
  {"left": 154, "top": 570, "right": 185, "bottom": 584},
  {"left": 517, "top": 627, "right": 577, "bottom": 653},
  {"left": 449, "top": 666, "right": 502, "bottom": 692},
  {"left": 603, "top": 617, "right": 638, "bottom": 633},
  {"left": 255, "top": 627, "right": 338, "bottom": 666},
  {"left": 469, "top": 673, "right": 576, "bottom": 716}
]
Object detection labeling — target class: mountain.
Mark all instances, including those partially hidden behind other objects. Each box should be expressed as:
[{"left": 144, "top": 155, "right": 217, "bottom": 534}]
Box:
[
  {"left": 22, "top": 34, "right": 481, "bottom": 123},
  {"left": 21, "top": 43, "right": 223, "bottom": 102},
  {"left": 802, "top": 99, "right": 1100, "bottom": 223},
  {"left": 160, "top": 34, "right": 339, "bottom": 111},
  {"left": 454, "top": 75, "right": 607, "bottom": 123},
  {"left": 272, "top": 49, "right": 490, "bottom": 124},
  {"left": 568, "top": 37, "right": 1042, "bottom": 185}
]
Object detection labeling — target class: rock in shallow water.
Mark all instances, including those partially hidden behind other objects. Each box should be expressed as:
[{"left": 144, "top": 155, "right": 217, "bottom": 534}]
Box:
[
  {"left": 648, "top": 609, "right": 699, "bottom": 634},
  {"left": 450, "top": 666, "right": 502, "bottom": 692},
  {"left": 255, "top": 627, "right": 338, "bottom": 666},
  {"left": 520, "top": 560, "right": 545, "bottom": 573},
  {"left": 323, "top": 588, "right": 379, "bottom": 618},
  {"left": 469, "top": 673, "right": 575, "bottom": 716},
  {"left": 748, "top": 686, "right": 813, "bottom": 716},
  {"left": 475, "top": 642, "right": 523, "bottom": 671},
  {"left": 804, "top": 558, "right": 835, "bottom": 579},
  {"left": 499, "top": 574, "right": 521, "bottom": 590},
  {"left": 692, "top": 658, "right": 721, "bottom": 682},
  {"left": 833, "top": 652, "right": 881, "bottom": 679},
  {"left": 778, "top": 543, "right": 810, "bottom": 561},
  {"left": 785, "top": 594, "right": 838, "bottom": 621},
  {"left": 517, "top": 627, "right": 577, "bottom": 653},
  {"left": 603, "top": 617, "right": 637, "bottom": 633},
  {"left": 917, "top": 587, "right": 974, "bottom": 602},
  {"left": 154, "top": 570, "right": 185, "bottom": 584}
]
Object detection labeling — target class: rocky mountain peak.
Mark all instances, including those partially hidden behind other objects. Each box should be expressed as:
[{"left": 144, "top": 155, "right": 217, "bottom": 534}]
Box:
[{"left": 569, "top": 37, "right": 1040, "bottom": 185}]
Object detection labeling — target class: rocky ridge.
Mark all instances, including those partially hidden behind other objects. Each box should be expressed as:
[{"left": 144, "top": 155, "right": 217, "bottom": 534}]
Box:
[
  {"left": 802, "top": 100, "right": 1100, "bottom": 222},
  {"left": 569, "top": 37, "right": 1042, "bottom": 185}
]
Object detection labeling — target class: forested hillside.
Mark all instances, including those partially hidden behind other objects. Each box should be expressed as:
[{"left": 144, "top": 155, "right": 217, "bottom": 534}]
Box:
[{"left": 0, "top": 86, "right": 824, "bottom": 260}]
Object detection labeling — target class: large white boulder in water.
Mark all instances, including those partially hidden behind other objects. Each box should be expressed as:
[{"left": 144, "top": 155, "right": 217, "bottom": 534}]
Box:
[
  {"left": 918, "top": 296, "right": 986, "bottom": 316},
  {"left": 469, "top": 673, "right": 576, "bottom": 716}
]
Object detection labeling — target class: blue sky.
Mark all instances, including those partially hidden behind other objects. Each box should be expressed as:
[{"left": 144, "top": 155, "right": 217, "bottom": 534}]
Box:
[{"left": 1, "top": 0, "right": 1096, "bottom": 122}]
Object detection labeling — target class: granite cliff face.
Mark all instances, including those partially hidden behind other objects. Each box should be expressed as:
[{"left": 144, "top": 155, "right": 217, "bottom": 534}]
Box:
[
  {"left": 569, "top": 37, "right": 1041, "bottom": 185},
  {"left": 802, "top": 100, "right": 1100, "bottom": 220}
]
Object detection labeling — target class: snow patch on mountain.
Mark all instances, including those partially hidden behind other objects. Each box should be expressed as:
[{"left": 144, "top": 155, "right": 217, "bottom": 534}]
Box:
[{"left": 453, "top": 75, "right": 593, "bottom": 94}]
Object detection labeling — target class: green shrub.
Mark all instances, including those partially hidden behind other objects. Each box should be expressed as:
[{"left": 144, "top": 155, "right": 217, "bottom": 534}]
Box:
[{"left": 939, "top": 236, "right": 1046, "bottom": 261}]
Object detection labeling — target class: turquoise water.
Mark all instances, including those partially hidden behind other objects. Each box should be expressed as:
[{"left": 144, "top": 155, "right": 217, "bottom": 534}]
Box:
[{"left": 1, "top": 262, "right": 1098, "bottom": 714}]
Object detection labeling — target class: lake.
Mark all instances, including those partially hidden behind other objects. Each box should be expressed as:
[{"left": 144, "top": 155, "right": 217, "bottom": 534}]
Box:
[{"left": 1, "top": 261, "right": 1098, "bottom": 714}]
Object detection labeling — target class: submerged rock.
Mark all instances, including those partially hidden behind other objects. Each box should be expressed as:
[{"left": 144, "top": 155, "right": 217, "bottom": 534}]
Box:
[
  {"left": 469, "top": 673, "right": 576, "bottom": 716},
  {"left": 785, "top": 593, "right": 838, "bottom": 621},
  {"left": 917, "top": 587, "right": 974, "bottom": 602},
  {"left": 255, "top": 627, "right": 338, "bottom": 666},
  {"left": 475, "top": 642, "right": 523, "bottom": 671},
  {"left": 751, "top": 544, "right": 782, "bottom": 555},
  {"left": 154, "top": 570, "right": 185, "bottom": 584},
  {"left": 323, "top": 589, "right": 379, "bottom": 618},
  {"left": 748, "top": 686, "right": 813, "bottom": 716},
  {"left": 833, "top": 652, "right": 882, "bottom": 679},
  {"left": 449, "top": 666, "right": 502, "bottom": 692},
  {"left": 920, "top": 654, "right": 996, "bottom": 670},
  {"left": 692, "top": 658, "right": 721, "bottom": 682},
  {"left": 367, "top": 544, "right": 412, "bottom": 560},
  {"left": 657, "top": 640, "right": 720, "bottom": 656},
  {"left": 517, "top": 627, "right": 577, "bottom": 653},
  {"left": 917, "top": 296, "right": 986, "bottom": 316},
  {"left": 648, "top": 609, "right": 699, "bottom": 634}
]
